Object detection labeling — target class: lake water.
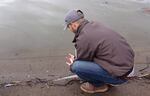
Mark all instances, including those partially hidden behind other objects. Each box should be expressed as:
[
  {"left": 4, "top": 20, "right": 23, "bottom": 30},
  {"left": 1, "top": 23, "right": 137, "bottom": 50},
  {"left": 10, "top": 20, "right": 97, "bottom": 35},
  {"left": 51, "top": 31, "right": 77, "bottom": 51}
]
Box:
[{"left": 0, "top": 0, "right": 150, "bottom": 63}]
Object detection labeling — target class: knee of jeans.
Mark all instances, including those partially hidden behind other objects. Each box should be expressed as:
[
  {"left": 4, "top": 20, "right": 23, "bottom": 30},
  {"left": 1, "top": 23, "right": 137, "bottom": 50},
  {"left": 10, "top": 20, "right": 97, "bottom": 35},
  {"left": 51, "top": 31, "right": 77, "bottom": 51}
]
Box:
[{"left": 71, "top": 61, "right": 81, "bottom": 73}]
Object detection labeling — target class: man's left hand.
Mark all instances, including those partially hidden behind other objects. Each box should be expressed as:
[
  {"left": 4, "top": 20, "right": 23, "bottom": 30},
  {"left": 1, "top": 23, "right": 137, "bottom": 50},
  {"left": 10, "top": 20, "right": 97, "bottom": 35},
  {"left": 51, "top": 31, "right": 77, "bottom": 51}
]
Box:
[{"left": 66, "top": 53, "right": 75, "bottom": 66}]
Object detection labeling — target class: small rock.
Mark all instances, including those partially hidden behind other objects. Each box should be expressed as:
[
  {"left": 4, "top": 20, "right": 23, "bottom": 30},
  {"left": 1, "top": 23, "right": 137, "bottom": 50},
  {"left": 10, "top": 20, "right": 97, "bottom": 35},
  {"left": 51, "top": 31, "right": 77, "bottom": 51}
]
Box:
[{"left": 5, "top": 84, "right": 15, "bottom": 87}]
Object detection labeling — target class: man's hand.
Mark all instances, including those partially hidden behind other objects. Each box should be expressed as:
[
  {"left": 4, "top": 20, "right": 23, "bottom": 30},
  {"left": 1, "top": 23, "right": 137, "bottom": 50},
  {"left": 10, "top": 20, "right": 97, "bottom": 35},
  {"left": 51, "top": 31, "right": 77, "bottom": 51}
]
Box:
[{"left": 66, "top": 53, "right": 75, "bottom": 66}]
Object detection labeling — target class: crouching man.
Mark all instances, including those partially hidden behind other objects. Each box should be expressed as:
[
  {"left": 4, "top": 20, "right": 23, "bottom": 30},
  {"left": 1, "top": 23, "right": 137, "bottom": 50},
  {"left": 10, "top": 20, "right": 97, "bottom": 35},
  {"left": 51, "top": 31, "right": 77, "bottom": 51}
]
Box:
[{"left": 64, "top": 9, "right": 135, "bottom": 94}]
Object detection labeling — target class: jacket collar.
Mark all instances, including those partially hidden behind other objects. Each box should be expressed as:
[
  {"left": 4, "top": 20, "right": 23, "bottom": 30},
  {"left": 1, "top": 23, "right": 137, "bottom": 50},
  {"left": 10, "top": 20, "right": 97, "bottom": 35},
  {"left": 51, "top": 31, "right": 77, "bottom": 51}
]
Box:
[{"left": 72, "top": 19, "right": 89, "bottom": 43}]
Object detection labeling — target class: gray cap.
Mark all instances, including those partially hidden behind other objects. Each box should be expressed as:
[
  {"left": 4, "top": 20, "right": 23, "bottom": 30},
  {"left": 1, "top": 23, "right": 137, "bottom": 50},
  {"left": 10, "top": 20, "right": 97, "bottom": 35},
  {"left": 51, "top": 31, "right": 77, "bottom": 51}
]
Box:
[{"left": 64, "top": 9, "right": 84, "bottom": 30}]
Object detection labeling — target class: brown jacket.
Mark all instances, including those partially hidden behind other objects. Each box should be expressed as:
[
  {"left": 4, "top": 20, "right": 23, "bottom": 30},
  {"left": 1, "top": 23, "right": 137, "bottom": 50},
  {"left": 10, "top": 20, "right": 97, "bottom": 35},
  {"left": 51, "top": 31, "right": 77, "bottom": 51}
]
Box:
[{"left": 73, "top": 20, "right": 135, "bottom": 77}]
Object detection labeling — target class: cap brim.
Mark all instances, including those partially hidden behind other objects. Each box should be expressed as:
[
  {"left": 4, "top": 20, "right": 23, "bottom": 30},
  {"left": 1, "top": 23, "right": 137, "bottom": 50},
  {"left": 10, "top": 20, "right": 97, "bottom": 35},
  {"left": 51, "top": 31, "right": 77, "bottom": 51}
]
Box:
[{"left": 64, "top": 25, "right": 67, "bottom": 30}]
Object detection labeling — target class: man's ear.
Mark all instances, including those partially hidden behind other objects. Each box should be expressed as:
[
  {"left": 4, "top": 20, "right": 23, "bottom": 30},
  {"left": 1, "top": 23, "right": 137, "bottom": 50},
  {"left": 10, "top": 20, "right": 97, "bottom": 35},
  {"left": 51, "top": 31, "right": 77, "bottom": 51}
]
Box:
[
  {"left": 70, "top": 23, "right": 74, "bottom": 28},
  {"left": 73, "top": 23, "right": 78, "bottom": 29}
]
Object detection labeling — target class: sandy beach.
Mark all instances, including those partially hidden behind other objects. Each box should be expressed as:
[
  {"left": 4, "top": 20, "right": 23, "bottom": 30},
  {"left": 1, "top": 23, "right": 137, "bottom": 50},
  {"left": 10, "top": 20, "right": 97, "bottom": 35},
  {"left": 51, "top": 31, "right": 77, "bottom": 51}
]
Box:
[{"left": 0, "top": 0, "right": 150, "bottom": 96}]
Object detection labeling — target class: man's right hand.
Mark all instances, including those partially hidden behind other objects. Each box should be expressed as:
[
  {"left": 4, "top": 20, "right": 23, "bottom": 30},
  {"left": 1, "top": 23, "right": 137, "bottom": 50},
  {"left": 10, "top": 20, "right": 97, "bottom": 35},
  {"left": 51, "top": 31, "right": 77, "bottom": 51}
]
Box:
[{"left": 66, "top": 53, "right": 75, "bottom": 66}]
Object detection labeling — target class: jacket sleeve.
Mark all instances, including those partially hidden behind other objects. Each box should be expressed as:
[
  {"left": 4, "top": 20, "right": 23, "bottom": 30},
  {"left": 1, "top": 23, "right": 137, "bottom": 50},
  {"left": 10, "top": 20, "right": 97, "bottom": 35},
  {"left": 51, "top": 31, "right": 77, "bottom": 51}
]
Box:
[{"left": 74, "top": 37, "right": 96, "bottom": 61}]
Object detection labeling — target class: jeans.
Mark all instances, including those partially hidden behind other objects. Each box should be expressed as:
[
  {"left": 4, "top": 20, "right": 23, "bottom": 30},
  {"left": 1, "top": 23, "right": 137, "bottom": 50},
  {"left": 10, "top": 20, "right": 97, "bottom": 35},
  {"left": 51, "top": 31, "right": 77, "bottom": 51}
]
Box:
[{"left": 71, "top": 60, "right": 127, "bottom": 87}]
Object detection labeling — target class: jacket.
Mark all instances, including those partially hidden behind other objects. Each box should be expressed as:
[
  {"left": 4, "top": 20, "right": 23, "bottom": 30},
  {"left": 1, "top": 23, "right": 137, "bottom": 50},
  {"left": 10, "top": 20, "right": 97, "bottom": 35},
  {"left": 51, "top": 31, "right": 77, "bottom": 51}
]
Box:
[{"left": 73, "top": 20, "right": 135, "bottom": 76}]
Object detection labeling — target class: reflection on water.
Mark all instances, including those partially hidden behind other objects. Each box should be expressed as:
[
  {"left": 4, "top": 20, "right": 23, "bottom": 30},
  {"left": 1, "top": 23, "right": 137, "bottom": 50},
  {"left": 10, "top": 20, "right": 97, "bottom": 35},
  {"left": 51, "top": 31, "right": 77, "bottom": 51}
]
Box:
[
  {"left": 0, "top": 0, "right": 150, "bottom": 63},
  {"left": 0, "top": 0, "right": 15, "bottom": 6},
  {"left": 132, "top": 0, "right": 150, "bottom": 3}
]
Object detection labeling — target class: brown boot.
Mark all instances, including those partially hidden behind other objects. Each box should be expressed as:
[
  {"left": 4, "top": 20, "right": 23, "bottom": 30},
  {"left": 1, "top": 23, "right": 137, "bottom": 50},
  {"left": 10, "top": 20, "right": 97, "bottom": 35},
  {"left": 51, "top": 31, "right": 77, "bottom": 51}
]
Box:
[{"left": 80, "top": 82, "right": 109, "bottom": 93}]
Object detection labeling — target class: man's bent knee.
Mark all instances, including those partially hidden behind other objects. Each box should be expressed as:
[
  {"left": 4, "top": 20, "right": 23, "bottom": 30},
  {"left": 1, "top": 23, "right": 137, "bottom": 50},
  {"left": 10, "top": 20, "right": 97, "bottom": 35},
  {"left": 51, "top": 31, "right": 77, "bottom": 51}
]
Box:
[{"left": 71, "top": 61, "right": 81, "bottom": 73}]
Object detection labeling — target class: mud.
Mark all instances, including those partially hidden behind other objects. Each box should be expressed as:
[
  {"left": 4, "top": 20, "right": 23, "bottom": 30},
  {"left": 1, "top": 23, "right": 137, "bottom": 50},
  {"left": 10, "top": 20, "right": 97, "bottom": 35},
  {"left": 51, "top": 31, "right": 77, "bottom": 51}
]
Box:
[
  {"left": 0, "top": 0, "right": 150, "bottom": 96},
  {"left": 0, "top": 78, "right": 150, "bottom": 96}
]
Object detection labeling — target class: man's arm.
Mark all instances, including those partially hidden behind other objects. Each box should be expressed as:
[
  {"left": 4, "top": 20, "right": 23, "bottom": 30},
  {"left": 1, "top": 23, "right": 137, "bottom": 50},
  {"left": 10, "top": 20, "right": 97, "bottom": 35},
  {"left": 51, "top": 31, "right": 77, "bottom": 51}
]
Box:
[{"left": 75, "top": 37, "right": 96, "bottom": 61}]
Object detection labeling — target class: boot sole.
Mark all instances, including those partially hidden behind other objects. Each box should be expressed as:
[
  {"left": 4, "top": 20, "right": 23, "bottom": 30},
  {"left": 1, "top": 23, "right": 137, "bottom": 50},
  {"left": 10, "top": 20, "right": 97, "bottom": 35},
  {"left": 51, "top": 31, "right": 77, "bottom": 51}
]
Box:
[{"left": 80, "top": 85, "right": 109, "bottom": 94}]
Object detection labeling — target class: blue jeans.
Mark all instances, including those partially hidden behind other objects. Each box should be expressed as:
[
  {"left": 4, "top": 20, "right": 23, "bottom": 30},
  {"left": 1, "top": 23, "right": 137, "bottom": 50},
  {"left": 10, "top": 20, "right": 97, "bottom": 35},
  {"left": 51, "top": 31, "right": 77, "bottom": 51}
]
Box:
[{"left": 71, "top": 60, "right": 126, "bottom": 87}]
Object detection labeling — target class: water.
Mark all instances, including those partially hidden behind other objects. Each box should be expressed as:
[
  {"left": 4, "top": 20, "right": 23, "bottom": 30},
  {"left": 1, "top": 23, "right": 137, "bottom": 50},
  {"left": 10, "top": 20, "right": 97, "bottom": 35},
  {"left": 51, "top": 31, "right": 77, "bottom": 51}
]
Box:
[{"left": 0, "top": 0, "right": 150, "bottom": 63}]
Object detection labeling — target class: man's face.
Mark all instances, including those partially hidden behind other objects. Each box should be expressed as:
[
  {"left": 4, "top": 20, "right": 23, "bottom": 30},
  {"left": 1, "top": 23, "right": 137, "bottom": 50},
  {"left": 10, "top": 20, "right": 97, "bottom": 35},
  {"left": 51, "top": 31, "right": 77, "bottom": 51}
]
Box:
[{"left": 68, "top": 23, "right": 77, "bottom": 33}]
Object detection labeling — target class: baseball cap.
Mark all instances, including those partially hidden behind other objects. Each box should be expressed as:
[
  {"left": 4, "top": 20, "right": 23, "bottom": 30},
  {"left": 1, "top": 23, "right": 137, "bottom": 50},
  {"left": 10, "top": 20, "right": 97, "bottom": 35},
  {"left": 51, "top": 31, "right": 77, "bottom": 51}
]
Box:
[{"left": 64, "top": 9, "right": 84, "bottom": 30}]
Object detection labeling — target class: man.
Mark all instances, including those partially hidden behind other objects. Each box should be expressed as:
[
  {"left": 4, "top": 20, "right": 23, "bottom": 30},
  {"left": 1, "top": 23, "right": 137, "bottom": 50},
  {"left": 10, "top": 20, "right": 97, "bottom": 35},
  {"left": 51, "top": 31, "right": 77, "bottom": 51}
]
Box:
[{"left": 64, "top": 9, "right": 135, "bottom": 94}]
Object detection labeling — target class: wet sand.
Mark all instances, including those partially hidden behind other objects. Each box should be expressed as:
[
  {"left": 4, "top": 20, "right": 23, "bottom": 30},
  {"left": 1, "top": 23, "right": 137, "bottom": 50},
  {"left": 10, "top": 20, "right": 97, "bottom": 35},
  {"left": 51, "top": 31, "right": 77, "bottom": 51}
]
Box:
[
  {"left": 0, "top": 0, "right": 150, "bottom": 96},
  {"left": 0, "top": 0, "right": 150, "bottom": 63},
  {"left": 0, "top": 77, "right": 150, "bottom": 96}
]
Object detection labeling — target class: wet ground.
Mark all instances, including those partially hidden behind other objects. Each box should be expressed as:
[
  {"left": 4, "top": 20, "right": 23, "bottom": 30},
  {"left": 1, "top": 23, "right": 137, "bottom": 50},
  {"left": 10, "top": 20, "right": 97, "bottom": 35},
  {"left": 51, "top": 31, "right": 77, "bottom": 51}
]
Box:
[
  {"left": 0, "top": 0, "right": 150, "bottom": 63},
  {"left": 0, "top": 74, "right": 150, "bottom": 96},
  {"left": 1, "top": 63, "right": 150, "bottom": 96},
  {"left": 0, "top": 0, "right": 150, "bottom": 96}
]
